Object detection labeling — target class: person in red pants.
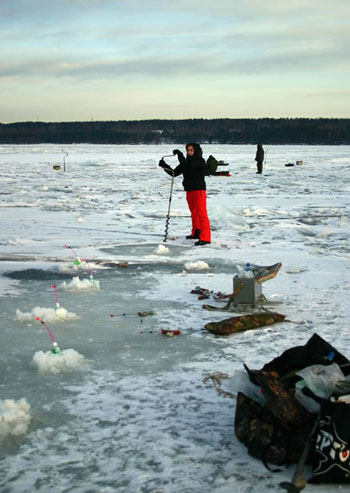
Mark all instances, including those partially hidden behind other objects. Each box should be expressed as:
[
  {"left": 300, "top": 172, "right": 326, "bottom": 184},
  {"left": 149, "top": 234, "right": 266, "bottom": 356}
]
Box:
[{"left": 159, "top": 143, "right": 211, "bottom": 246}]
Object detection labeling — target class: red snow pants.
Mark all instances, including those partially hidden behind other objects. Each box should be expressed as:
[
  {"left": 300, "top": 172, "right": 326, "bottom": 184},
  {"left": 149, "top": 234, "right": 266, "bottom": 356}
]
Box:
[{"left": 186, "top": 190, "right": 211, "bottom": 242}]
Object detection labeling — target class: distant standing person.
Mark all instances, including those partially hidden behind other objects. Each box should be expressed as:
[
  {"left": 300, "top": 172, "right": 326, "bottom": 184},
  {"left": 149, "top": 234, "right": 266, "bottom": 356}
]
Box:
[
  {"left": 159, "top": 143, "right": 211, "bottom": 246},
  {"left": 255, "top": 143, "right": 264, "bottom": 174}
]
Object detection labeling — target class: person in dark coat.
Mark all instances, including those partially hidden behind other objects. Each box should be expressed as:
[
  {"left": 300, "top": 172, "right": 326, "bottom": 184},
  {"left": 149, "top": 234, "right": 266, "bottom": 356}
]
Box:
[
  {"left": 255, "top": 143, "right": 264, "bottom": 174},
  {"left": 159, "top": 143, "right": 211, "bottom": 246}
]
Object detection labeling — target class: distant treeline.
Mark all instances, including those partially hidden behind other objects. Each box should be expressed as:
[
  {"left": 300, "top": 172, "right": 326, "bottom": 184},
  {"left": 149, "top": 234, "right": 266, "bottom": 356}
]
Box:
[{"left": 0, "top": 118, "right": 349, "bottom": 144}]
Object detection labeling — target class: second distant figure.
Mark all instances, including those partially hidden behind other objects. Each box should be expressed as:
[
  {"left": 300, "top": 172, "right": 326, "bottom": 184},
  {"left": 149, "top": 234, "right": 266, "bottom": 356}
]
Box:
[
  {"left": 255, "top": 143, "right": 264, "bottom": 174},
  {"left": 159, "top": 143, "right": 211, "bottom": 246}
]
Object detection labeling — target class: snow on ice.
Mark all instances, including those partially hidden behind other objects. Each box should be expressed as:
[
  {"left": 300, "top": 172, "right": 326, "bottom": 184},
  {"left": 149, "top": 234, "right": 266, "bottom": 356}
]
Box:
[{"left": 0, "top": 144, "right": 349, "bottom": 493}]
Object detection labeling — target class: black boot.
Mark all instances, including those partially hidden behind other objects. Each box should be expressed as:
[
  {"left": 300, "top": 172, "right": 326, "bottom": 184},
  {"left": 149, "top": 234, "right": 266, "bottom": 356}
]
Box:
[
  {"left": 194, "top": 240, "right": 211, "bottom": 246},
  {"left": 186, "top": 229, "right": 200, "bottom": 240}
]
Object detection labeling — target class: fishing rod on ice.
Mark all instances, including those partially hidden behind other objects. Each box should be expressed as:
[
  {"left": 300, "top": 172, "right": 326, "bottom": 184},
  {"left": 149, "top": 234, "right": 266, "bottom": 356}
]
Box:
[{"left": 159, "top": 154, "right": 176, "bottom": 243}]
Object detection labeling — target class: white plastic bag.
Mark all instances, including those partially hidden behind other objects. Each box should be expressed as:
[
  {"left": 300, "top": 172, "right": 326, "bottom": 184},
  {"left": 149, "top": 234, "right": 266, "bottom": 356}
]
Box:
[
  {"left": 295, "top": 363, "right": 345, "bottom": 412},
  {"left": 222, "top": 370, "right": 266, "bottom": 406}
]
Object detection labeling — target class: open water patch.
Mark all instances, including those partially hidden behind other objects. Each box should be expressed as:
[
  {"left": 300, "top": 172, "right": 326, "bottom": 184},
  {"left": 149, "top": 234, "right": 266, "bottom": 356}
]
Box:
[{"left": 4, "top": 268, "right": 76, "bottom": 281}]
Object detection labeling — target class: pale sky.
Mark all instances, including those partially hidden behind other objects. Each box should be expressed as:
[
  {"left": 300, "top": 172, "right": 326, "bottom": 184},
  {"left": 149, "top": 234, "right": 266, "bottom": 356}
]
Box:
[{"left": 1, "top": 0, "right": 350, "bottom": 122}]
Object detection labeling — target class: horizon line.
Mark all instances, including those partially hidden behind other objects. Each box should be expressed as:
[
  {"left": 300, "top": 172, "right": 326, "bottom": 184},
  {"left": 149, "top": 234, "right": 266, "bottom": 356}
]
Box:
[{"left": 2, "top": 116, "right": 350, "bottom": 125}]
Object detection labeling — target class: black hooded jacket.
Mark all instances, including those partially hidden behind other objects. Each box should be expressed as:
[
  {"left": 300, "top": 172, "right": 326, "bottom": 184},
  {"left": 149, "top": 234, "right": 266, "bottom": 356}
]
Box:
[
  {"left": 255, "top": 143, "right": 264, "bottom": 163},
  {"left": 164, "top": 143, "right": 207, "bottom": 191}
]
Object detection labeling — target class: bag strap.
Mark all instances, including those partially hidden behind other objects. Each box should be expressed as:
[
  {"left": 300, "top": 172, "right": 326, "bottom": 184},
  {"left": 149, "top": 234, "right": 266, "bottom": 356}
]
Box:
[
  {"left": 262, "top": 445, "right": 283, "bottom": 473},
  {"left": 301, "top": 386, "right": 328, "bottom": 405}
]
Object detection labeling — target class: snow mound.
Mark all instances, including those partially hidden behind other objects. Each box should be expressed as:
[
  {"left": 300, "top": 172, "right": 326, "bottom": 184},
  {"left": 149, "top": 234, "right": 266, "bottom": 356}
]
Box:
[
  {"left": 15, "top": 306, "right": 79, "bottom": 323},
  {"left": 0, "top": 399, "right": 31, "bottom": 439},
  {"left": 184, "top": 260, "right": 210, "bottom": 271},
  {"left": 32, "top": 349, "right": 88, "bottom": 374},
  {"left": 155, "top": 244, "right": 170, "bottom": 255},
  {"left": 60, "top": 276, "right": 100, "bottom": 292}
]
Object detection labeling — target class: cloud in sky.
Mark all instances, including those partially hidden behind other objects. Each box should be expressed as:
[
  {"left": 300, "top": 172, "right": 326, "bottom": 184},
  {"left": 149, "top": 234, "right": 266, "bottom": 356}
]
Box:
[{"left": 0, "top": 0, "right": 349, "bottom": 121}]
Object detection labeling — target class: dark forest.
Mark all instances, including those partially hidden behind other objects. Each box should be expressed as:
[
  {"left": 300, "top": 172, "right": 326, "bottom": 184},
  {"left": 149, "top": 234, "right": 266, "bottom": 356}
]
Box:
[{"left": 0, "top": 118, "right": 349, "bottom": 144}]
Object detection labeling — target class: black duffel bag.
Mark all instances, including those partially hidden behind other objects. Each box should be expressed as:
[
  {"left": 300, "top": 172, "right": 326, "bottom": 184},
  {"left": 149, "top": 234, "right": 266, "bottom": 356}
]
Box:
[{"left": 309, "top": 395, "right": 350, "bottom": 484}]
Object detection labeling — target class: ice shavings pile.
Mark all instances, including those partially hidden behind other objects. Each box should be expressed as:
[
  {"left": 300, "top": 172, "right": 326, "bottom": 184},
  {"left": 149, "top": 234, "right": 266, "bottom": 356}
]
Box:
[
  {"left": 184, "top": 260, "right": 210, "bottom": 271},
  {"left": 15, "top": 306, "right": 79, "bottom": 323},
  {"left": 0, "top": 399, "right": 31, "bottom": 439},
  {"left": 56, "top": 262, "right": 94, "bottom": 274},
  {"left": 32, "top": 349, "right": 88, "bottom": 374},
  {"left": 155, "top": 244, "right": 170, "bottom": 255},
  {"left": 59, "top": 276, "right": 100, "bottom": 292}
]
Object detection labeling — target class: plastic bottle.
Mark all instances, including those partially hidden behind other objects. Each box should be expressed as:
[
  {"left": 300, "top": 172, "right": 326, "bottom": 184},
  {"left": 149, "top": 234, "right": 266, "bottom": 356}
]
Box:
[{"left": 244, "top": 263, "right": 254, "bottom": 279}]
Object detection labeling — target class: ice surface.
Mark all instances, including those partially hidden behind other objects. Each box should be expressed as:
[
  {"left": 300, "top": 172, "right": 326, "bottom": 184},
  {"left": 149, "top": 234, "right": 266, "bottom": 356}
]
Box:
[{"left": 0, "top": 144, "right": 349, "bottom": 492}]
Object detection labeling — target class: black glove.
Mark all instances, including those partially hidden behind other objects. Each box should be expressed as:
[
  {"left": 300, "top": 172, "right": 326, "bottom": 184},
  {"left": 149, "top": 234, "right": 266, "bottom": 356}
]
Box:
[
  {"left": 159, "top": 159, "right": 170, "bottom": 169},
  {"left": 173, "top": 149, "right": 181, "bottom": 156}
]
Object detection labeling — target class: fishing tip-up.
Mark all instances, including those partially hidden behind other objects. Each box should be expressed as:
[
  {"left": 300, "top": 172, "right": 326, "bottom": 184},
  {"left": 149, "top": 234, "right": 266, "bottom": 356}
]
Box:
[
  {"left": 36, "top": 316, "right": 61, "bottom": 354},
  {"left": 51, "top": 284, "right": 60, "bottom": 309},
  {"left": 110, "top": 311, "right": 156, "bottom": 318}
]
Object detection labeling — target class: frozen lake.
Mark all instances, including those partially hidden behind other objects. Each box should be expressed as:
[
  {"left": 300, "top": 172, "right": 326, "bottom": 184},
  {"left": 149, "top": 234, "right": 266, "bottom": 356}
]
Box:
[{"left": 0, "top": 144, "right": 350, "bottom": 492}]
